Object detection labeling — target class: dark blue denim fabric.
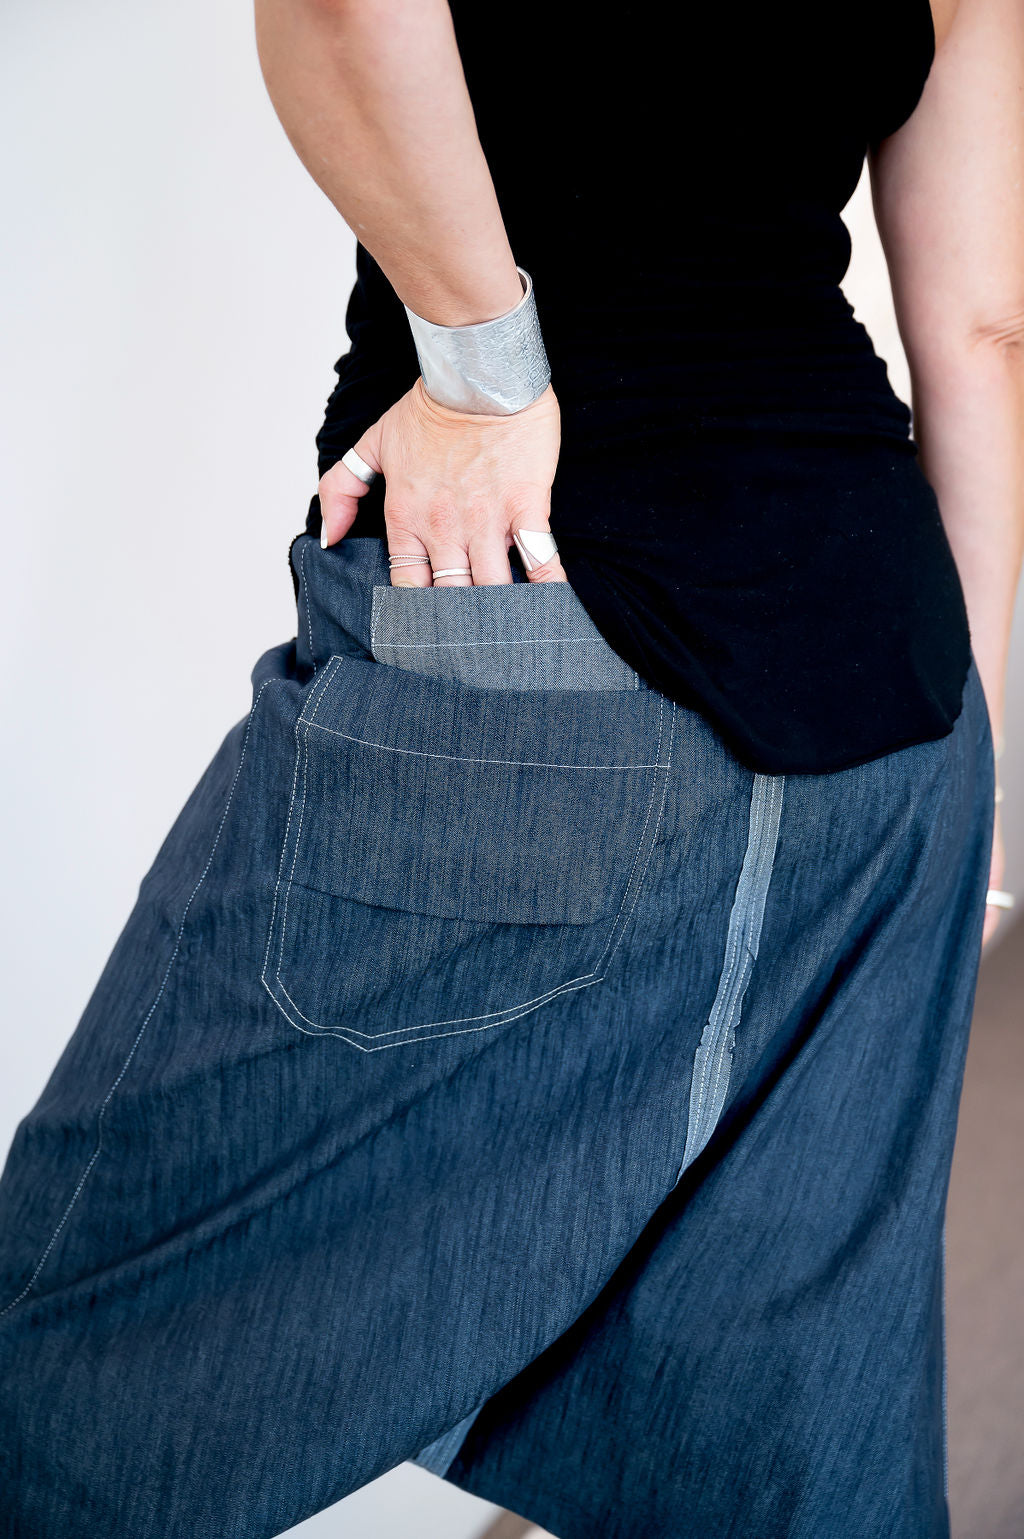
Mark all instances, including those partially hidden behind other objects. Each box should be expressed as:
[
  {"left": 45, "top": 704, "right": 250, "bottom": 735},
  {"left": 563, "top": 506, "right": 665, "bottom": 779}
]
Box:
[{"left": 0, "top": 533, "right": 994, "bottom": 1537}]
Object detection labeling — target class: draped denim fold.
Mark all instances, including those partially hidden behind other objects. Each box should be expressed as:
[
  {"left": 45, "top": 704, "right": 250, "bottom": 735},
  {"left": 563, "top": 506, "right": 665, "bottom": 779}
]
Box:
[{"left": 0, "top": 532, "right": 993, "bottom": 1538}]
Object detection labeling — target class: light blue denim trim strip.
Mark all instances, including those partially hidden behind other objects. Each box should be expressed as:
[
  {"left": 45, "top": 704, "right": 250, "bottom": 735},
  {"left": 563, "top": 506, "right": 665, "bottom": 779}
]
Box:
[
  {"left": 674, "top": 772, "right": 785, "bottom": 1184},
  {"left": 410, "top": 1400, "right": 487, "bottom": 1478},
  {"left": 370, "top": 581, "right": 644, "bottom": 691}
]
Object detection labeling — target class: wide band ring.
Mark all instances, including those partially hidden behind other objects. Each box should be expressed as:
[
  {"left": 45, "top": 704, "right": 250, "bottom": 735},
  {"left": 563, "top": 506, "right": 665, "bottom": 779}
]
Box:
[
  {"left": 341, "top": 447, "right": 378, "bottom": 485},
  {"left": 512, "top": 528, "right": 558, "bottom": 572},
  {"left": 986, "top": 888, "right": 1016, "bottom": 910}
]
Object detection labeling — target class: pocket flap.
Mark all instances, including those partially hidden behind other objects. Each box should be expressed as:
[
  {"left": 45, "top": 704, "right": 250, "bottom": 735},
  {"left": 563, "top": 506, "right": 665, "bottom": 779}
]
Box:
[{"left": 291, "top": 655, "right": 671, "bottom": 926}]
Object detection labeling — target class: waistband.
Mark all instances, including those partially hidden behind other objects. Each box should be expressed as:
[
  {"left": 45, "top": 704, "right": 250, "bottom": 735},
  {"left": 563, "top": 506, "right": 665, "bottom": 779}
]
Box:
[{"left": 289, "top": 533, "right": 650, "bottom": 693}]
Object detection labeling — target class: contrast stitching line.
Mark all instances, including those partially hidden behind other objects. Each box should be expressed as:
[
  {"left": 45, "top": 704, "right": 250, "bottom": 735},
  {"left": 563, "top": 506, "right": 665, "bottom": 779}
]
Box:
[
  {"left": 274, "top": 744, "right": 311, "bottom": 1004},
  {"left": 268, "top": 717, "right": 612, "bottom": 1043},
  {"left": 262, "top": 694, "right": 674, "bottom": 1050},
  {"left": 705, "top": 775, "right": 780, "bottom": 1101},
  {"left": 688, "top": 775, "right": 780, "bottom": 1147},
  {"left": 375, "top": 637, "right": 614, "bottom": 651},
  {"left": 303, "top": 722, "right": 664, "bottom": 771},
  {"left": 276, "top": 970, "right": 598, "bottom": 1043},
  {"left": 688, "top": 779, "right": 769, "bottom": 1122},
  {"left": 1, "top": 677, "right": 282, "bottom": 1319},
  {"left": 674, "top": 771, "right": 784, "bottom": 1185},
  {"left": 683, "top": 781, "right": 764, "bottom": 1141},
  {"left": 677, "top": 773, "right": 782, "bottom": 1176},
  {"left": 296, "top": 653, "right": 344, "bottom": 729},
  {"left": 271, "top": 660, "right": 341, "bottom": 995},
  {"left": 257, "top": 659, "right": 341, "bottom": 1009},
  {"left": 278, "top": 975, "right": 603, "bottom": 1052},
  {"left": 312, "top": 696, "right": 668, "bottom": 1026},
  {"left": 270, "top": 721, "right": 602, "bottom": 1040},
  {"left": 299, "top": 542, "right": 317, "bottom": 667},
  {"left": 259, "top": 711, "right": 305, "bottom": 1009},
  {"left": 598, "top": 700, "right": 676, "bottom": 975},
  {"left": 369, "top": 587, "right": 380, "bottom": 656}
]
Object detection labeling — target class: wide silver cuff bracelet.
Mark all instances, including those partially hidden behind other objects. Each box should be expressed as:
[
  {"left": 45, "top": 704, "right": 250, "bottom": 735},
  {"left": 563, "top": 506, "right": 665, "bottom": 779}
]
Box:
[{"left": 403, "top": 265, "right": 551, "bottom": 415}]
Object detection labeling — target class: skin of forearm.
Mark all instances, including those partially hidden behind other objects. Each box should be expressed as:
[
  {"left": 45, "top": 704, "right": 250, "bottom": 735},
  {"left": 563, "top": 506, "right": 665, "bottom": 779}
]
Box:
[
  {"left": 910, "top": 338, "right": 1024, "bottom": 743},
  {"left": 253, "top": 0, "right": 523, "bottom": 324}
]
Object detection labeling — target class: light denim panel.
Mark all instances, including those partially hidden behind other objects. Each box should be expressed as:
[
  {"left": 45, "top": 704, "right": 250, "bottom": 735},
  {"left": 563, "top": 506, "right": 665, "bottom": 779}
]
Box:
[
  {"left": 675, "top": 769, "right": 785, "bottom": 1180},
  {"left": 370, "top": 580, "right": 645, "bottom": 691}
]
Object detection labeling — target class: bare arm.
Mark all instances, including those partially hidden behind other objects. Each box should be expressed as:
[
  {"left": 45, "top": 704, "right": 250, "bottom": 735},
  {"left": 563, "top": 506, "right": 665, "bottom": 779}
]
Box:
[
  {"left": 254, "top": 0, "right": 564, "bottom": 586},
  {"left": 869, "top": 0, "right": 1024, "bottom": 751},
  {"left": 254, "top": 0, "right": 522, "bottom": 324},
  {"left": 869, "top": 0, "right": 1024, "bottom": 942}
]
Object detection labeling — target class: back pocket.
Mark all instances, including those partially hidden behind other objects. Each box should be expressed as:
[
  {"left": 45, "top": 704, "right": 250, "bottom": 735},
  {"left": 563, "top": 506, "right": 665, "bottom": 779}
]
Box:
[{"left": 261, "top": 653, "right": 674, "bottom": 1051}]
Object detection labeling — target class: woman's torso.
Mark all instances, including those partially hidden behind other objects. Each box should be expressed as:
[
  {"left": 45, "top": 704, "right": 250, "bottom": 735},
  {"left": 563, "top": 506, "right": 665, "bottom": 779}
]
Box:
[{"left": 309, "top": 0, "right": 972, "bottom": 775}]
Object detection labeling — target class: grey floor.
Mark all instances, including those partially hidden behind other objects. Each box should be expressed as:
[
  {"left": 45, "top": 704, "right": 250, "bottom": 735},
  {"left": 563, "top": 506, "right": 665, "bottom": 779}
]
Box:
[{"left": 946, "top": 919, "right": 1024, "bottom": 1539}]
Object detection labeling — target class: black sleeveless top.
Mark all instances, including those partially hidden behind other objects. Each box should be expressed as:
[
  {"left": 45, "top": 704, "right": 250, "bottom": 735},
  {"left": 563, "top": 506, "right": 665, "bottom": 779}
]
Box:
[{"left": 305, "top": 0, "right": 972, "bottom": 775}]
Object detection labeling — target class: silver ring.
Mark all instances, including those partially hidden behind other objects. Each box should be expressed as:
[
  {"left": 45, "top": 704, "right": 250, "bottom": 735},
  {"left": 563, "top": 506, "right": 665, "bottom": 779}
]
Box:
[
  {"left": 431, "top": 567, "right": 472, "bottom": 580},
  {"left": 341, "top": 447, "right": 378, "bottom": 485},
  {"left": 388, "top": 554, "right": 431, "bottom": 565},
  {"left": 986, "top": 888, "right": 1015, "bottom": 910},
  {"left": 512, "top": 527, "right": 558, "bottom": 572}
]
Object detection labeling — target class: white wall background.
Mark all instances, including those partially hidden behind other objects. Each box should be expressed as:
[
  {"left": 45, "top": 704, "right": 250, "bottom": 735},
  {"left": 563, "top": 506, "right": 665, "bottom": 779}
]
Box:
[{"left": 0, "top": 3, "right": 1019, "bottom": 1535}]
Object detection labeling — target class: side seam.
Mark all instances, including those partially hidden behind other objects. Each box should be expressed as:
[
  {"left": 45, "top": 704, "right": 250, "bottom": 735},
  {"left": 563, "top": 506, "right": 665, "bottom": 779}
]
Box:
[
  {"left": 410, "top": 1401, "right": 488, "bottom": 1479},
  {"left": 0, "top": 678, "right": 282, "bottom": 1319},
  {"left": 673, "top": 771, "right": 785, "bottom": 1186}
]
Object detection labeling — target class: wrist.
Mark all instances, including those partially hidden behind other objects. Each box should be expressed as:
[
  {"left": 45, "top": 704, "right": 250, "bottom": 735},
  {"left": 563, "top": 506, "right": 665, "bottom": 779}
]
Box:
[
  {"left": 403, "top": 265, "right": 551, "bottom": 416},
  {"left": 400, "top": 267, "right": 525, "bottom": 328},
  {"left": 411, "top": 374, "right": 557, "bottom": 429}
]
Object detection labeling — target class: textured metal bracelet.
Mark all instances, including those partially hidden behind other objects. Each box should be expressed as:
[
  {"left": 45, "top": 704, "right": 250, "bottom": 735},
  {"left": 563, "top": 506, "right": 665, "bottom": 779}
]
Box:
[{"left": 403, "top": 265, "right": 551, "bottom": 415}]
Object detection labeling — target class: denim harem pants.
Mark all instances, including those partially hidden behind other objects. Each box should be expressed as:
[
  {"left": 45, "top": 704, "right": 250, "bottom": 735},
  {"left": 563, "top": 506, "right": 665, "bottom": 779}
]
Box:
[{"left": 0, "top": 532, "right": 995, "bottom": 1537}]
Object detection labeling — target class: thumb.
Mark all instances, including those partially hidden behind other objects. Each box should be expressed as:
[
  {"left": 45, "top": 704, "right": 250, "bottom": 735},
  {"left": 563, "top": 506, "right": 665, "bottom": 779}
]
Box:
[{"left": 319, "top": 425, "right": 383, "bottom": 548}]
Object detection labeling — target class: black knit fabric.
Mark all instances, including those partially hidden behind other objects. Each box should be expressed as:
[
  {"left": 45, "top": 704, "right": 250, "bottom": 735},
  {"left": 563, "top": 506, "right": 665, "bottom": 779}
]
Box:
[{"left": 306, "top": 0, "right": 971, "bottom": 774}]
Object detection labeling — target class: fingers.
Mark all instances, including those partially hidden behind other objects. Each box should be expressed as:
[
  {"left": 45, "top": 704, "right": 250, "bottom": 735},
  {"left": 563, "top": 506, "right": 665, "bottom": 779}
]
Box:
[
  {"left": 330, "top": 380, "right": 562, "bottom": 587},
  {"left": 386, "top": 506, "right": 512, "bottom": 588},
  {"left": 423, "top": 540, "right": 474, "bottom": 587},
  {"left": 386, "top": 502, "right": 564, "bottom": 588},
  {"left": 509, "top": 495, "right": 567, "bottom": 584},
  {"left": 385, "top": 523, "right": 433, "bottom": 588},
  {"left": 464, "top": 533, "right": 513, "bottom": 586},
  {"left": 319, "top": 428, "right": 382, "bottom": 549}
]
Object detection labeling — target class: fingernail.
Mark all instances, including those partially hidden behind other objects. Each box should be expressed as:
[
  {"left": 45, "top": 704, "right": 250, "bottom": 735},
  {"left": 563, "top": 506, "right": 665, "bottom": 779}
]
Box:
[{"left": 320, "top": 521, "right": 329, "bottom": 550}]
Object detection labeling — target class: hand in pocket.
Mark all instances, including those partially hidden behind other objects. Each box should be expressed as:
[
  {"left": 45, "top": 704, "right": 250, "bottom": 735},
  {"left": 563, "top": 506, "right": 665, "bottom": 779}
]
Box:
[{"left": 317, "top": 377, "right": 567, "bottom": 588}]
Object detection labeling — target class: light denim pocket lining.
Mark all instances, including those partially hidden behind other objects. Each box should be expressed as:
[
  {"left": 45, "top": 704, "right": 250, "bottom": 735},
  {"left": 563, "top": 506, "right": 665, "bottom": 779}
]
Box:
[
  {"left": 370, "top": 580, "right": 644, "bottom": 692},
  {"left": 673, "top": 771, "right": 785, "bottom": 1184}
]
